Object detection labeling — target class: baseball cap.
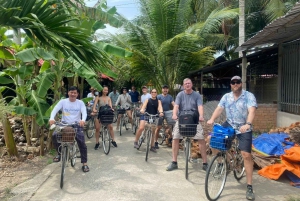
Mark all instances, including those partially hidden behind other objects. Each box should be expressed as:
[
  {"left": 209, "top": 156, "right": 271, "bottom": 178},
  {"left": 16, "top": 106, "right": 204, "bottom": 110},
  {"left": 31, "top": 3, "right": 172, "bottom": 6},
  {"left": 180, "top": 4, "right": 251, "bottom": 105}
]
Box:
[
  {"left": 162, "top": 85, "right": 169, "bottom": 88},
  {"left": 142, "top": 86, "right": 147, "bottom": 89},
  {"left": 231, "top": 76, "right": 241, "bottom": 81}
]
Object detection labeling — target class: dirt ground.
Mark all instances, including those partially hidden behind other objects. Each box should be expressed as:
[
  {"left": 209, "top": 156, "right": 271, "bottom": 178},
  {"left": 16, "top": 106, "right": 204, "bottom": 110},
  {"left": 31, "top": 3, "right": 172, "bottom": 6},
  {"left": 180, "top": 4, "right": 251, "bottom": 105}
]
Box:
[{"left": 0, "top": 147, "right": 52, "bottom": 200}]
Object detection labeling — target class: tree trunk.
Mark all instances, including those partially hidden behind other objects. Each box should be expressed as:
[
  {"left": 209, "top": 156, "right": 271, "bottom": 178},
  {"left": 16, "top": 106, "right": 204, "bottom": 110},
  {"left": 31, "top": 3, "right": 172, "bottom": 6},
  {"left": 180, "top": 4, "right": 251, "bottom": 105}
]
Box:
[
  {"left": 79, "top": 77, "right": 84, "bottom": 99},
  {"left": 30, "top": 115, "right": 38, "bottom": 138},
  {"left": 2, "top": 116, "right": 18, "bottom": 156},
  {"left": 22, "top": 115, "right": 31, "bottom": 146},
  {"left": 40, "top": 126, "right": 45, "bottom": 156},
  {"left": 46, "top": 130, "right": 53, "bottom": 151}
]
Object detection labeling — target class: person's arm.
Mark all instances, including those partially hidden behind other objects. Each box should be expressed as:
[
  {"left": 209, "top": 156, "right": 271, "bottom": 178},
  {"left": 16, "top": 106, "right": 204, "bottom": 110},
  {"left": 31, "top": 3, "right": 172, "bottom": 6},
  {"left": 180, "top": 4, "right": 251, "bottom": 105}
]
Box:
[
  {"left": 140, "top": 99, "right": 148, "bottom": 113},
  {"left": 80, "top": 101, "right": 87, "bottom": 127},
  {"left": 92, "top": 96, "right": 99, "bottom": 113},
  {"left": 158, "top": 100, "right": 164, "bottom": 116},
  {"left": 172, "top": 104, "right": 179, "bottom": 120},
  {"left": 198, "top": 105, "right": 204, "bottom": 122},
  {"left": 115, "top": 95, "right": 120, "bottom": 106},
  {"left": 108, "top": 97, "right": 113, "bottom": 108},
  {"left": 239, "top": 107, "right": 256, "bottom": 133},
  {"left": 49, "top": 100, "right": 63, "bottom": 125},
  {"left": 207, "top": 106, "right": 224, "bottom": 124}
]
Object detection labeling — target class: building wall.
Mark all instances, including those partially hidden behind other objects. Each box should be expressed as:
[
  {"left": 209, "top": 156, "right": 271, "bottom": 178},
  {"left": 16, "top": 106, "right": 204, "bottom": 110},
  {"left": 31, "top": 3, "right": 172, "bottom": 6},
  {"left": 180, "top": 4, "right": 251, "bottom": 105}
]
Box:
[
  {"left": 253, "top": 104, "right": 277, "bottom": 132},
  {"left": 277, "top": 111, "right": 300, "bottom": 128}
]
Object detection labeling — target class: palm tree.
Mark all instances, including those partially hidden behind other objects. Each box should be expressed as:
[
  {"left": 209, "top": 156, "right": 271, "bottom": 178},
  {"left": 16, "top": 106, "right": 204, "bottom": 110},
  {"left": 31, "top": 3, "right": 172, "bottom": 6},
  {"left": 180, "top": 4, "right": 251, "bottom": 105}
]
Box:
[{"left": 106, "top": 0, "right": 239, "bottom": 94}]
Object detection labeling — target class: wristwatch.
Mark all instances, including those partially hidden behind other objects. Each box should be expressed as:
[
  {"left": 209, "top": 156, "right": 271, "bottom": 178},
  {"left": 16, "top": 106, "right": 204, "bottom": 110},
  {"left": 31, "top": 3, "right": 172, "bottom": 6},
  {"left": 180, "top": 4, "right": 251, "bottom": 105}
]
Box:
[{"left": 246, "top": 122, "right": 252, "bottom": 126}]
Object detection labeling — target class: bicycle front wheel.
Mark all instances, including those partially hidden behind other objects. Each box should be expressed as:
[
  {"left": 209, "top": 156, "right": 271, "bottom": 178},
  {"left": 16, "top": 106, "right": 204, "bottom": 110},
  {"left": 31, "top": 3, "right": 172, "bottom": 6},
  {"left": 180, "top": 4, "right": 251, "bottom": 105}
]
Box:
[
  {"left": 119, "top": 117, "right": 123, "bottom": 136},
  {"left": 145, "top": 130, "right": 152, "bottom": 162},
  {"left": 205, "top": 152, "right": 227, "bottom": 201},
  {"left": 85, "top": 118, "right": 95, "bottom": 139},
  {"left": 233, "top": 150, "right": 245, "bottom": 180},
  {"left": 70, "top": 142, "right": 77, "bottom": 167},
  {"left": 102, "top": 127, "right": 111, "bottom": 155},
  {"left": 185, "top": 139, "right": 190, "bottom": 179},
  {"left": 60, "top": 146, "right": 68, "bottom": 189},
  {"left": 157, "top": 128, "right": 165, "bottom": 145}
]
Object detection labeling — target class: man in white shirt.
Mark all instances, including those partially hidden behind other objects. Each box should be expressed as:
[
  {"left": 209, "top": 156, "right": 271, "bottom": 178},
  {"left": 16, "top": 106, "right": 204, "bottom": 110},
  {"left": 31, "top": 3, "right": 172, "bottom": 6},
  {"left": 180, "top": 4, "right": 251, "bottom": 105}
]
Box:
[
  {"left": 140, "top": 86, "right": 151, "bottom": 104},
  {"left": 49, "top": 86, "right": 89, "bottom": 173}
]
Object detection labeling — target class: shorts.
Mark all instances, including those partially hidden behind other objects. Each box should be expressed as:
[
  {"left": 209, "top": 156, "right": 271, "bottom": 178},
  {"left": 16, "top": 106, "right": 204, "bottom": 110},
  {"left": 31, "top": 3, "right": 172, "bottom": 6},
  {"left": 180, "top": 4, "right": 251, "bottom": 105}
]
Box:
[
  {"left": 172, "top": 121, "right": 205, "bottom": 140},
  {"left": 222, "top": 121, "right": 252, "bottom": 153}
]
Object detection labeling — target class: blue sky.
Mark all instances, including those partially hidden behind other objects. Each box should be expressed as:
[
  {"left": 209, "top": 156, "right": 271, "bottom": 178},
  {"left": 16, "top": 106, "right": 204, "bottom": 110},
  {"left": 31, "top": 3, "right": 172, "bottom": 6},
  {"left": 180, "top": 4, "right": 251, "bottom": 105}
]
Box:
[{"left": 85, "top": 0, "right": 140, "bottom": 34}]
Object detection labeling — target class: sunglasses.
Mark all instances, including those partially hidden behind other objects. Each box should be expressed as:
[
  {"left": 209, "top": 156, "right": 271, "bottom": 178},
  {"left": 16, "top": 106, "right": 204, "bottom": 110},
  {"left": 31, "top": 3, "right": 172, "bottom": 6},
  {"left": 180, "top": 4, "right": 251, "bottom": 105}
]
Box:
[
  {"left": 230, "top": 80, "right": 241, "bottom": 85},
  {"left": 151, "top": 91, "right": 157, "bottom": 93}
]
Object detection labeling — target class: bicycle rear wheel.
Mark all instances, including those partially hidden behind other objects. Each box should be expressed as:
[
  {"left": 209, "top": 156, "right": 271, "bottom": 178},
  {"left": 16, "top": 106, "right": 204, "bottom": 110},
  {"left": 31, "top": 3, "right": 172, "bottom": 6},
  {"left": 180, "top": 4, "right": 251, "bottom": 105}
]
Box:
[
  {"left": 60, "top": 146, "right": 68, "bottom": 189},
  {"left": 102, "top": 127, "right": 111, "bottom": 155},
  {"left": 145, "top": 130, "right": 151, "bottom": 162},
  {"left": 205, "top": 152, "right": 227, "bottom": 201},
  {"left": 124, "top": 116, "right": 129, "bottom": 130},
  {"left": 70, "top": 142, "right": 77, "bottom": 167},
  {"left": 133, "top": 118, "right": 138, "bottom": 135},
  {"left": 233, "top": 150, "right": 245, "bottom": 180},
  {"left": 113, "top": 111, "right": 118, "bottom": 123},
  {"left": 119, "top": 117, "right": 123, "bottom": 136},
  {"left": 85, "top": 117, "right": 95, "bottom": 139},
  {"left": 185, "top": 139, "right": 190, "bottom": 179}
]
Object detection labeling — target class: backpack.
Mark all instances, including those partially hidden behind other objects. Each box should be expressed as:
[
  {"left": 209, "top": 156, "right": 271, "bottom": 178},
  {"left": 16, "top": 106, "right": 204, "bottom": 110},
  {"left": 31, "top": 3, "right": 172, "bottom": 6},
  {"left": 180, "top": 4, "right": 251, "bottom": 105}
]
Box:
[
  {"left": 98, "top": 104, "right": 114, "bottom": 116},
  {"left": 178, "top": 110, "right": 198, "bottom": 137}
]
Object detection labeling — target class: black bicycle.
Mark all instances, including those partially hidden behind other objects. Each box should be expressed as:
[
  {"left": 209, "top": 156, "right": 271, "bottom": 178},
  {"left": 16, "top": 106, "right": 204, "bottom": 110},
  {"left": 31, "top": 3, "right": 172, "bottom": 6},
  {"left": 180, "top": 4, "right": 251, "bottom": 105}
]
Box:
[
  {"left": 84, "top": 108, "right": 97, "bottom": 139},
  {"left": 99, "top": 115, "right": 114, "bottom": 155},
  {"left": 117, "top": 107, "right": 129, "bottom": 136}
]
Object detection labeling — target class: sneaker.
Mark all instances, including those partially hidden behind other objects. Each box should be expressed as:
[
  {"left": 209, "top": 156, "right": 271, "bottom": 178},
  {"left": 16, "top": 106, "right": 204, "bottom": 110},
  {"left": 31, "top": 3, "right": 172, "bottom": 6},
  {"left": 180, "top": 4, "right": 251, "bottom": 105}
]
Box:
[
  {"left": 246, "top": 186, "right": 255, "bottom": 200},
  {"left": 111, "top": 141, "right": 118, "bottom": 147},
  {"left": 134, "top": 141, "right": 139, "bottom": 149},
  {"left": 94, "top": 143, "right": 100, "bottom": 150},
  {"left": 202, "top": 163, "right": 208, "bottom": 171},
  {"left": 150, "top": 147, "right": 157, "bottom": 153},
  {"left": 166, "top": 162, "right": 178, "bottom": 171},
  {"left": 154, "top": 142, "right": 159, "bottom": 149}
]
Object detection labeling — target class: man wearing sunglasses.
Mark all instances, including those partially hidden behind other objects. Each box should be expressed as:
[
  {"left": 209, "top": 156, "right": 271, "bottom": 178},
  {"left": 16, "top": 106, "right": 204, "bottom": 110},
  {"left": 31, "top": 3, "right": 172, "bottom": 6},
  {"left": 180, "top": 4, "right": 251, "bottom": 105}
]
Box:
[{"left": 207, "top": 75, "right": 257, "bottom": 200}]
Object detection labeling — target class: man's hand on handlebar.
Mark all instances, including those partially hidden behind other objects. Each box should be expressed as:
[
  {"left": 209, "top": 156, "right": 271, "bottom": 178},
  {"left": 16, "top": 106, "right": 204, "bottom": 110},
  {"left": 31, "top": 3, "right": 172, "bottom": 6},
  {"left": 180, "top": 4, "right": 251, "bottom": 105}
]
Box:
[
  {"left": 79, "top": 120, "right": 85, "bottom": 127},
  {"left": 49, "top": 120, "right": 55, "bottom": 126},
  {"left": 207, "top": 119, "right": 214, "bottom": 125}
]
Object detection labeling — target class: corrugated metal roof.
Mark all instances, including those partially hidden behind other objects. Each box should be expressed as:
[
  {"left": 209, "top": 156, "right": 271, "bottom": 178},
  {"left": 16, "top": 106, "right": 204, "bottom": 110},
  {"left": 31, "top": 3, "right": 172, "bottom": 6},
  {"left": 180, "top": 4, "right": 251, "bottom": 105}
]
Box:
[{"left": 236, "top": 2, "right": 300, "bottom": 52}]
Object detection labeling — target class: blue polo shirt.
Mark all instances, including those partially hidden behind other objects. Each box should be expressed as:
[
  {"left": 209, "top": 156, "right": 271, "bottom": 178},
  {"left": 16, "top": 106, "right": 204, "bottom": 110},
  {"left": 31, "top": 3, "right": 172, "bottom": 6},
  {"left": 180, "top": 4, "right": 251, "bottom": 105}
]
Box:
[{"left": 129, "top": 91, "right": 140, "bottom": 103}]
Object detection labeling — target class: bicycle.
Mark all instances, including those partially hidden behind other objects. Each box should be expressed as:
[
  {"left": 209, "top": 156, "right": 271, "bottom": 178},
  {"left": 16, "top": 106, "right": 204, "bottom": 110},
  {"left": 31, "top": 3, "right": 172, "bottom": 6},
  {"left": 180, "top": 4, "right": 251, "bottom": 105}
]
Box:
[
  {"left": 99, "top": 115, "right": 114, "bottom": 155},
  {"left": 50, "top": 122, "right": 79, "bottom": 189},
  {"left": 204, "top": 125, "right": 245, "bottom": 201},
  {"left": 84, "top": 112, "right": 96, "bottom": 139},
  {"left": 137, "top": 112, "right": 159, "bottom": 161},
  {"left": 178, "top": 123, "right": 199, "bottom": 180},
  {"left": 157, "top": 110, "right": 175, "bottom": 145},
  {"left": 112, "top": 106, "right": 118, "bottom": 123},
  {"left": 132, "top": 103, "right": 141, "bottom": 135},
  {"left": 117, "top": 107, "right": 129, "bottom": 136}
]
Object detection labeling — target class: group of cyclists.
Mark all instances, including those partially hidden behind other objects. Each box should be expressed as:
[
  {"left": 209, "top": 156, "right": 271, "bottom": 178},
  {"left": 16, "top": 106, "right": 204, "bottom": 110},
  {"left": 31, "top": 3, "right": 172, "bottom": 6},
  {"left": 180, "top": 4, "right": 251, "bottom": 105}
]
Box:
[{"left": 49, "top": 76, "right": 257, "bottom": 200}]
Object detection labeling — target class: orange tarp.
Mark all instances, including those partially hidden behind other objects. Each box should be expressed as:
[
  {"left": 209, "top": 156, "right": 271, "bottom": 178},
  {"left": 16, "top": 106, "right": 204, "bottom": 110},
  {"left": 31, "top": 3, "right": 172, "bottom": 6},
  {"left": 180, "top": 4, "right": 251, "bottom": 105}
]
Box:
[{"left": 258, "top": 146, "right": 300, "bottom": 180}]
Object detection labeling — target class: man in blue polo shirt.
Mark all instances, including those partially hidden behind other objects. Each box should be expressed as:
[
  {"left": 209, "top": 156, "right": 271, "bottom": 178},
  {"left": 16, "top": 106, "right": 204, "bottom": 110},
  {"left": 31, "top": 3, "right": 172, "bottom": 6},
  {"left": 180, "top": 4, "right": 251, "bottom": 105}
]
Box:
[{"left": 129, "top": 86, "right": 140, "bottom": 104}]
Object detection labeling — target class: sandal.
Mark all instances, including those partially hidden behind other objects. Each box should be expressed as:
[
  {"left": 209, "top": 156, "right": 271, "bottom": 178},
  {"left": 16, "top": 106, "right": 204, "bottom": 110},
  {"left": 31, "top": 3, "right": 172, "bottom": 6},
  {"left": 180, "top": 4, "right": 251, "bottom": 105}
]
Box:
[
  {"left": 53, "top": 155, "right": 61, "bottom": 162},
  {"left": 82, "top": 165, "right": 90, "bottom": 173}
]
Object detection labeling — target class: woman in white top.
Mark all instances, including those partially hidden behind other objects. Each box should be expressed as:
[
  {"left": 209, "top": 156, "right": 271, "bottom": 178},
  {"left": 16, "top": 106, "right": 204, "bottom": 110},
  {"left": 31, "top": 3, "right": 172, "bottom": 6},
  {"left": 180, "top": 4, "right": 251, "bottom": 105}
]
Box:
[
  {"left": 115, "top": 87, "right": 133, "bottom": 131},
  {"left": 92, "top": 86, "right": 117, "bottom": 149}
]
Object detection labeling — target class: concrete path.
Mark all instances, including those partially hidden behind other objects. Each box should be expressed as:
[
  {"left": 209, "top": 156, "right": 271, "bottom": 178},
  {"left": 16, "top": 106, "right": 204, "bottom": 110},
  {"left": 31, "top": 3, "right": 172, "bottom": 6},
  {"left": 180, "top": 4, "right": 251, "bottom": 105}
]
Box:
[{"left": 10, "top": 125, "right": 300, "bottom": 201}]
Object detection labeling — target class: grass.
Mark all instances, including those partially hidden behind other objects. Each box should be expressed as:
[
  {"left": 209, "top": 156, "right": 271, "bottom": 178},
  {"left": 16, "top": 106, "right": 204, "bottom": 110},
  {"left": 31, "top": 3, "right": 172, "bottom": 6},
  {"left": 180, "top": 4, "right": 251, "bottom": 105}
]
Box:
[
  {"left": 48, "top": 149, "right": 56, "bottom": 156},
  {"left": 47, "top": 158, "right": 53, "bottom": 165},
  {"left": 286, "top": 195, "right": 300, "bottom": 201}
]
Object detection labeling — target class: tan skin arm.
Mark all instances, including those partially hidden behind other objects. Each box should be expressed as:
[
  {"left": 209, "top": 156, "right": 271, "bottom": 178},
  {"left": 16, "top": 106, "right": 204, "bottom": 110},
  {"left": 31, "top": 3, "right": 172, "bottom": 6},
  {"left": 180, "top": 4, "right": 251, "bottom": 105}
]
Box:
[
  {"left": 158, "top": 100, "right": 164, "bottom": 117},
  {"left": 172, "top": 104, "right": 179, "bottom": 120},
  {"left": 198, "top": 105, "right": 204, "bottom": 122},
  {"left": 239, "top": 106, "right": 256, "bottom": 133},
  {"left": 207, "top": 106, "right": 224, "bottom": 125},
  {"left": 92, "top": 96, "right": 99, "bottom": 113},
  {"left": 140, "top": 99, "right": 148, "bottom": 113}
]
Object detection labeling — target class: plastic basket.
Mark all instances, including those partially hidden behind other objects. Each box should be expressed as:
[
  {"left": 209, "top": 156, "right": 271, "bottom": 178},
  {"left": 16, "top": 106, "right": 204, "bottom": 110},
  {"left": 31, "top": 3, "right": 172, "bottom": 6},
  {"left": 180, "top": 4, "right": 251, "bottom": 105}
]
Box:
[
  {"left": 179, "top": 124, "right": 197, "bottom": 137},
  {"left": 144, "top": 115, "right": 158, "bottom": 125},
  {"left": 210, "top": 132, "right": 235, "bottom": 151},
  {"left": 56, "top": 126, "right": 76, "bottom": 143},
  {"left": 117, "top": 108, "right": 126, "bottom": 114},
  {"left": 164, "top": 110, "right": 176, "bottom": 125},
  {"left": 99, "top": 115, "right": 114, "bottom": 125}
]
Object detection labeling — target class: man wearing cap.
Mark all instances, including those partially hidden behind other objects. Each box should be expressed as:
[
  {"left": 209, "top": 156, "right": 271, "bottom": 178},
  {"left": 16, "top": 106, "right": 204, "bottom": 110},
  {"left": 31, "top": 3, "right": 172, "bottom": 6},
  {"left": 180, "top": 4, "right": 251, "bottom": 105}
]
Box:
[
  {"left": 207, "top": 75, "right": 257, "bottom": 200},
  {"left": 140, "top": 86, "right": 151, "bottom": 104},
  {"left": 154, "top": 85, "right": 175, "bottom": 149}
]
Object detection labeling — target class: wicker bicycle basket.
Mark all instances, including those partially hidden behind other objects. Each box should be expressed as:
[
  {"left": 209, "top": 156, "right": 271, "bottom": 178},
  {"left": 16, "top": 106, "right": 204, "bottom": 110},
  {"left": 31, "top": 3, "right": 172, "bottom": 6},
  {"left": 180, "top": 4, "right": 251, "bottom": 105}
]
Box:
[{"left": 56, "top": 126, "right": 76, "bottom": 143}]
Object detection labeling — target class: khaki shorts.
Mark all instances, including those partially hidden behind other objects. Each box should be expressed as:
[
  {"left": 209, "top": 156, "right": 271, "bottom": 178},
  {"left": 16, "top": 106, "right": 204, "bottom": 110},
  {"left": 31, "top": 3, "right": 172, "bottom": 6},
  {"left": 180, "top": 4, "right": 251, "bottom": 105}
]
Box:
[{"left": 172, "top": 121, "right": 205, "bottom": 140}]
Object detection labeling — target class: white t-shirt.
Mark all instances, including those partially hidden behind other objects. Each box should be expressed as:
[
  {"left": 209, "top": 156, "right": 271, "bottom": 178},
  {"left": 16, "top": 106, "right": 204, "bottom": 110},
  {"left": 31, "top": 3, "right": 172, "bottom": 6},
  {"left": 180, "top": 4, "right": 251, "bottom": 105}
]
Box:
[
  {"left": 141, "top": 93, "right": 151, "bottom": 103},
  {"left": 50, "top": 99, "right": 87, "bottom": 123},
  {"left": 115, "top": 93, "right": 132, "bottom": 109}
]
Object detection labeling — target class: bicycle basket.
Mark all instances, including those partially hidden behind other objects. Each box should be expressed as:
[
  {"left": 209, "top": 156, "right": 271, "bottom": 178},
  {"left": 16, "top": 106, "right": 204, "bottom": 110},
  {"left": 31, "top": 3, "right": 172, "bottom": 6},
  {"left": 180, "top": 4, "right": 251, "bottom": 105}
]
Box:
[
  {"left": 144, "top": 115, "right": 158, "bottom": 125},
  {"left": 178, "top": 124, "right": 197, "bottom": 137},
  {"left": 117, "top": 108, "right": 126, "bottom": 114},
  {"left": 56, "top": 126, "right": 76, "bottom": 143},
  {"left": 99, "top": 115, "right": 114, "bottom": 124},
  {"left": 164, "top": 110, "right": 176, "bottom": 125},
  {"left": 210, "top": 132, "right": 234, "bottom": 151}
]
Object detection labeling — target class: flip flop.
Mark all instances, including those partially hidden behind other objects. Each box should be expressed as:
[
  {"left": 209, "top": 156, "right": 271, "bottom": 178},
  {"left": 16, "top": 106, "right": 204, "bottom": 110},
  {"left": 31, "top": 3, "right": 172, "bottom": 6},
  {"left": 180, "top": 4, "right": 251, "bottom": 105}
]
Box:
[
  {"left": 82, "top": 165, "right": 90, "bottom": 172},
  {"left": 53, "top": 155, "right": 61, "bottom": 162}
]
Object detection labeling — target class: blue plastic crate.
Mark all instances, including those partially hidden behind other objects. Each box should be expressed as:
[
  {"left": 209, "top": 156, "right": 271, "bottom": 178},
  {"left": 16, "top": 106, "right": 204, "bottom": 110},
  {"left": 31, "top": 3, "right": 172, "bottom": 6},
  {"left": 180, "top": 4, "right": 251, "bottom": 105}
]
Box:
[{"left": 210, "top": 133, "right": 234, "bottom": 151}]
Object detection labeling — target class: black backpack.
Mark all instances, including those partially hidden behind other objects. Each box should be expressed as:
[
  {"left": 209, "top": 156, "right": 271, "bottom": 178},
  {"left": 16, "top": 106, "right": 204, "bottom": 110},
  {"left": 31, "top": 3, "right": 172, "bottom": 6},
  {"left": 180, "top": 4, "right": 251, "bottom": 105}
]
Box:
[{"left": 178, "top": 110, "right": 198, "bottom": 137}]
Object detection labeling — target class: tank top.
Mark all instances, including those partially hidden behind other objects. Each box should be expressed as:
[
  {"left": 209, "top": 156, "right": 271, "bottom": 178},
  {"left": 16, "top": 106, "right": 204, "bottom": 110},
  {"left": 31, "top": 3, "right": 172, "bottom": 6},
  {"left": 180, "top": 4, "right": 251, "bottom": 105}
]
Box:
[
  {"left": 146, "top": 98, "right": 158, "bottom": 115},
  {"left": 98, "top": 96, "right": 109, "bottom": 107}
]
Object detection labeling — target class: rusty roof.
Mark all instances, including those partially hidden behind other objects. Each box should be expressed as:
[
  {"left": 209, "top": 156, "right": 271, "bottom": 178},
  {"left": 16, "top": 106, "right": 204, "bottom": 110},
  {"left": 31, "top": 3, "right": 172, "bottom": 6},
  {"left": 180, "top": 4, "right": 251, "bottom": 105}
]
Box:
[{"left": 236, "top": 2, "right": 300, "bottom": 52}]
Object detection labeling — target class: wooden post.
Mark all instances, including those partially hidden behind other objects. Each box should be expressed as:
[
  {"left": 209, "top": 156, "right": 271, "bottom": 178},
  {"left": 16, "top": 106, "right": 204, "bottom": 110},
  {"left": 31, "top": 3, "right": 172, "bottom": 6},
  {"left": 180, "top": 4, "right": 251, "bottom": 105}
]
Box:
[{"left": 242, "top": 51, "right": 247, "bottom": 90}]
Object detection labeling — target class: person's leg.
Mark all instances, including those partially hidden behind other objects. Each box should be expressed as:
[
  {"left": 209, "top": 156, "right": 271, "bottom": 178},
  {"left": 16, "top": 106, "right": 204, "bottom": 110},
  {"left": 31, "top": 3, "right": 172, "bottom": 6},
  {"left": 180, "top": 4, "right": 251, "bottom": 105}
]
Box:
[
  {"left": 75, "top": 126, "right": 89, "bottom": 172},
  {"left": 108, "top": 124, "right": 117, "bottom": 147},
  {"left": 242, "top": 151, "right": 253, "bottom": 184},
  {"left": 52, "top": 131, "right": 61, "bottom": 162},
  {"left": 116, "top": 114, "right": 121, "bottom": 130},
  {"left": 154, "top": 125, "right": 162, "bottom": 142},
  {"left": 94, "top": 119, "right": 101, "bottom": 144},
  {"left": 127, "top": 110, "right": 133, "bottom": 126},
  {"left": 166, "top": 121, "right": 181, "bottom": 171},
  {"left": 134, "top": 120, "right": 145, "bottom": 142}
]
